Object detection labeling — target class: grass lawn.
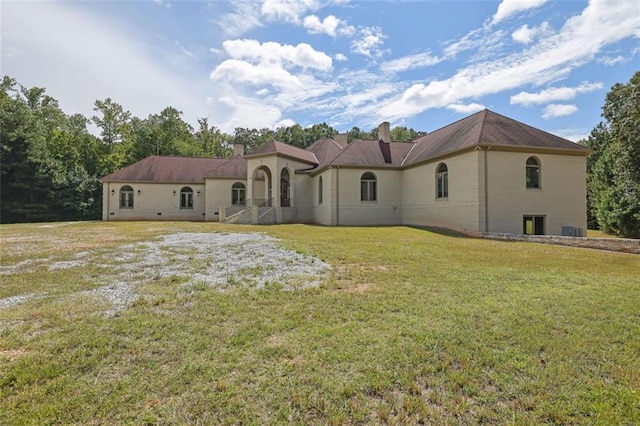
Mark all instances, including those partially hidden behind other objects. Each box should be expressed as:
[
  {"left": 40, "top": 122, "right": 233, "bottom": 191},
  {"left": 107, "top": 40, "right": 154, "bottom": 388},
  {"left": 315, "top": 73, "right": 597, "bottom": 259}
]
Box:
[
  {"left": 587, "top": 229, "right": 622, "bottom": 239},
  {"left": 1, "top": 221, "right": 639, "bottom": 425}
]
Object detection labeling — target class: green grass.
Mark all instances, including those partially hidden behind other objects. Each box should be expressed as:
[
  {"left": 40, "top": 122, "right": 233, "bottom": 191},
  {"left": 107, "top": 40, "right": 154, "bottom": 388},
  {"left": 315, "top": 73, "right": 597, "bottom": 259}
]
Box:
[
  {"left": 1, "top": 221, "right": 639, "bottom": 425},
  {"left": 587, "top": 229, "right": 622, "bottom": 239}
]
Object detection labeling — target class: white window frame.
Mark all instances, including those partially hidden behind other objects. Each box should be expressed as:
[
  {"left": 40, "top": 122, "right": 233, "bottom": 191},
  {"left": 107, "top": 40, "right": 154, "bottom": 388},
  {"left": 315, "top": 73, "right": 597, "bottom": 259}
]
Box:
[
  {"left": 360, "top": 172, "right": 377, "bottom": 202},
  {"left": 119, "top": 185, "right": 134, "bottom": 209},
  {"left": 180, "top": 187, "right": 194, "bottom": 209},
  {"left": 231, "top": 182, "right": 246, "bottom": 205},
  {"left": 437, "top": 163, "right": 448, "bottom": 199},
  {"left": 526, "top": 157, "right": 541, "bottom": 189}
]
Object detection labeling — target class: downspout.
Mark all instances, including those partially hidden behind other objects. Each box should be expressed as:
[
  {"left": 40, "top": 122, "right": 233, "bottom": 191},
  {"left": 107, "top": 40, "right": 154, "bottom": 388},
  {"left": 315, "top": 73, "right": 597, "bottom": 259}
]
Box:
[
  {"left": 484, "top": 148, "right": 489, "bottom": 232},
  {"left": 336, "top": 166, "right": 340, "bottom": 226},
  {"left": 106, "top": 183, "right": 110, "bottom": 222}
]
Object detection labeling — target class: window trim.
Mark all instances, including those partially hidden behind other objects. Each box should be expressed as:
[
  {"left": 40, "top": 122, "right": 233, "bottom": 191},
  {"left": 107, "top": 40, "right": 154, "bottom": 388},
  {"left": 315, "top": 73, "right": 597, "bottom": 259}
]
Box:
[
  {"left": 526, "top": 156, "right": 541, "bottom": 189},
  {"left": 360, "top": 171, "right": 377, "bottom": 202},
  {"left": 231, "top": 182, "right": 246, "bottom": 206},
  {"left": 436, "top": 163, "right": 448, "bottom": 199},
  {"left": 180, "top": 186, "right": 194, "bottom": 209},
  {"left": 119, "top": 185, "right": 134, "bottom": 209}
]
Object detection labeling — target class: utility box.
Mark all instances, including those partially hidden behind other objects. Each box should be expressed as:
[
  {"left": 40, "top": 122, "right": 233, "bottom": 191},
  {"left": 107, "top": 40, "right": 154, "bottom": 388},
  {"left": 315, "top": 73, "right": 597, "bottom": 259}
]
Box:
[{"left": 562, "top": 226, "right": 584, "bottom": 237}]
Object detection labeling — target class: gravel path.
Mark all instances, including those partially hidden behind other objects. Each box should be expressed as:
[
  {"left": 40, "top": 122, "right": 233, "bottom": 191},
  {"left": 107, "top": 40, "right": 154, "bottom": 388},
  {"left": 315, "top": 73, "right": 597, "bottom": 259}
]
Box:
[{"left": 0, "top": 232, "right": 331, "bottom": 315}]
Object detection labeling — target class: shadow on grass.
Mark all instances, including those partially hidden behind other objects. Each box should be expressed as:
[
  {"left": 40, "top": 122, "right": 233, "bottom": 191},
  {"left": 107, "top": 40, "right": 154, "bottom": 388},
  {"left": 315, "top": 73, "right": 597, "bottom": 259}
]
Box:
[{"left": 407, "top": 225, "right": 480, "bottom": 239}]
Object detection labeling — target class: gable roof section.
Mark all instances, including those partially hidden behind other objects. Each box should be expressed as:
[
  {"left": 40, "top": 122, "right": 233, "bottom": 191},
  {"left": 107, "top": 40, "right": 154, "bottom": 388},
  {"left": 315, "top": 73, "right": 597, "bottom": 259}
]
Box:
[
  {"left": 327, "top": 139, "right": 414, "bottom": 168},
  {"left": 245, "top": 140, "right": 318, "bottom": 164},
  {"left": 403, "top": 109, "right": 591, "bottom": 166},
  {"left": 203, "top": 155, "right": 247, "bottom": 179},
  {"left": 306, "top": 138, "right": 345, "bottom": 165},
  {"left": 101, "top": 156, "right": 228, "bottom": 183}
]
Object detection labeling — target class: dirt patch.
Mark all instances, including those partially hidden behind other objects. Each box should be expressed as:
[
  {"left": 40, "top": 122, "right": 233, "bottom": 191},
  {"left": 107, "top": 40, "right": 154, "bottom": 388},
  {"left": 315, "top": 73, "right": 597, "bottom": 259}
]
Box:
[
  {"left": 0, "top": 349, "right": 28, "bottom": 362},
  {"left": 1, "top": 232, "right": 331, "bottom": 315}
]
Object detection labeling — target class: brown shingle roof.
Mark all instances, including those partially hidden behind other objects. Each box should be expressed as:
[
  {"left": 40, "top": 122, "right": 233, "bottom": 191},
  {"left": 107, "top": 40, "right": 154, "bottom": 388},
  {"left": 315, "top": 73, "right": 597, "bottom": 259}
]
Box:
[
  {"left": 245, "top": 141, "right": 318, "bottom": 164},
  {"left": 203, "top": 155, "right": 247, "bottom": 179},
  {"left": 101, "top": 156, "right": 228, "bottom": 183},
  {"left": 328, "top": 139, "right": 413, "bottom": 168},
  {"left": 404, "top": 109, "right": 590, "bottom": 166},
  {"left": 306, "top": 138, "right": 344, "bottom": 165}
]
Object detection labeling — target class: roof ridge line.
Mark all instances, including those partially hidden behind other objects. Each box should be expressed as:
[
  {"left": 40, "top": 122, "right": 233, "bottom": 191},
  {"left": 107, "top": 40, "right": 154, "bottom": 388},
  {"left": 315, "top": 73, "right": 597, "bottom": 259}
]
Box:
[
  {"left": 400, "top": 142, "right": 417, "bottom": 166},
  {"left": 475, "top": 109, "right": 489, "bottom": 145}
]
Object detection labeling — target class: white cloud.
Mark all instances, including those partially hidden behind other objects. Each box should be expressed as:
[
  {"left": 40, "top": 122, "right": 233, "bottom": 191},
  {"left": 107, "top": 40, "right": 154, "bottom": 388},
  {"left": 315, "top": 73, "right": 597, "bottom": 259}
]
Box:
[
  {"left": 261, "top": 0, "right": 321, "bottom": 24},
  {"left": 554, "top": 128, "right": 591, "bottom": 142},
  {"left": 492, "top": 0, "right": 547, "bottom": 24},
  {"left": 598, "top": 55, "right": 627, "bottom": 66},
  {"left": 510, "top": 82, "right": 603, "bottom": 106},
  {"left": 351, "top": 26, "right": 386, "bottom": 58},
  {"left": 275, "top": 118, "right": 297, "bottom": 128},
  {"left": 218, "top": 95, "right": 285, "bottom": 130},
  {"left": 219, "top": 0, "right": 264, "bottom": 38},
  {"left": 222, "top": 39, "right": 332, "bottom": 71},
  {"left": 380, "top": 52, "right": 442, "bottom": 74},
  {"left": 443, "top": 26, "right": 506, "bottom": 60},
  {"left": 211, "top": 60, "right": 303, "bottom": 90},
  {"left": 512, "top": 22, "right": 552, "bottom": 44},
  {"left": 210, "top": 39, "right": 337, "bottom": 131},
  {"left": 542, "top": 104, "right": 578, "bottom": 119},
  {"left": 303, "top": 14, "right": 355, "bottom": 37},
  {"left": 2, "top": 1, "right": 207, "bottom": 125},
  {"left": 446, "top": 103, "right": 486, "bottom": 114},
  {"left": 373, "top": 1, "right": 640, "bottom": 123},
  {"left": 152, "top": 0, "right": 170, "bottom": 7},
  {"left": 334, "top": 53, "right": 348, "bottom": 62}
]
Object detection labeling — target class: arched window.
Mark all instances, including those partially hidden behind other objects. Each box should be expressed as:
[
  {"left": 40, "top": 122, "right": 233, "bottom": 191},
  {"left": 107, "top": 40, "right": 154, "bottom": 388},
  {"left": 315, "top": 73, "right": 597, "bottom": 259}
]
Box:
[
  {"left": 119, "top": 185, "right": 134, "bottom": 209},
  {"left": 318, "top": 176, "right": 323, "bottom": 204},
  {"left": 437, "top": 163, "right": 448, "bottom": 198},
  {"left": 361, "top": 172, "right": 377, "bottom": 202},
  {"left": 280, "top": 168, "right": 291, "bottom": 207},
  {"left": 526, "top": 157, "right": 540, "bottom": 188},
  {"left": 180, "top": 187, "right": 193, "bottom": 209},
  {"left": 232, "top": 182, "right": 246, "bottom": 205}
]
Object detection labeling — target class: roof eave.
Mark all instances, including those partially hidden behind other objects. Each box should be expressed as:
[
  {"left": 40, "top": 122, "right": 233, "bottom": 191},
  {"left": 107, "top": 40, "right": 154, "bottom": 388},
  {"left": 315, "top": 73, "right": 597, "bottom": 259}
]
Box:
[{"left": 244, "top": 151, "right": 318, "bottom": 165}]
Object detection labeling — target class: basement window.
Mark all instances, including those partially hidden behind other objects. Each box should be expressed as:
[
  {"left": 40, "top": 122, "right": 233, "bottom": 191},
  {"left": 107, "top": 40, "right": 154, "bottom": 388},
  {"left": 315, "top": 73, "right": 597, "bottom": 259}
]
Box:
[{"left": 523, "top": 215, "right": 545, "bottom": 235}]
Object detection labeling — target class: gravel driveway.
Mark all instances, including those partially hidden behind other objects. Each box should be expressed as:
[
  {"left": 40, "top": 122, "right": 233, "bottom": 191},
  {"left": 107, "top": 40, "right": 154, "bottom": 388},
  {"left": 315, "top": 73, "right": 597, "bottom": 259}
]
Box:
[{"left": 0, "top": 232, "right": 331, "bottom": 315}]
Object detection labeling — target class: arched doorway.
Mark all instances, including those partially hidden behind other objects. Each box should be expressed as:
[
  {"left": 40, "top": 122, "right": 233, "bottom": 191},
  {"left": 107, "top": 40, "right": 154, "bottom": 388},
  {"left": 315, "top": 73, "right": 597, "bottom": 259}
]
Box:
[
  {"left": 252, "top": 166, "right": 272, "bottom": 207},
  {"left": 280, "top": 168, "right": 291, "bottom": 207}
]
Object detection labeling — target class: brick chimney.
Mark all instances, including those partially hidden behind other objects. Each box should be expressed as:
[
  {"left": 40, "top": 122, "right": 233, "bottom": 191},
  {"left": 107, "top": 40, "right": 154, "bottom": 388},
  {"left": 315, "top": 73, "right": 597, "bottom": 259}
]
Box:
[
  {"left": 378, "top": 121, "right": 391, "bottom": 144},
  {"left": 233, "top": 144, "right": 244, "bottom": 157}
]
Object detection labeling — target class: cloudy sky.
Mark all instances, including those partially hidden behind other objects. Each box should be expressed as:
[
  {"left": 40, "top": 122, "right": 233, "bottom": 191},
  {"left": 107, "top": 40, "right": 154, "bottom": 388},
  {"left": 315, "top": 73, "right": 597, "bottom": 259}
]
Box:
[{"left": 3, "top": 0, "right": 639, "bottom": 140}]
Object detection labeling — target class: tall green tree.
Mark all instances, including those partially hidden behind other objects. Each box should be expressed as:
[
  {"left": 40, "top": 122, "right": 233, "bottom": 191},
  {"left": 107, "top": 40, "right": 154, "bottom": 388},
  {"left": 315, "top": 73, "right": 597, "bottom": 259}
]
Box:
[
  {"left": 275, "top": 124, "right": 306, "bottom": 148},
  {"left": 195, "top": 118, "right": 232, "bottom": 158},
  {"left": 91, "top": 98, "right": 131, "bottom": 151},
  {"left": 584, "top": 71, "right": 640, "bottom": 237},
  {"left": 233, "top": 127, "right": 275, "bottom": 153},
  {"left": 304, "top": 122, "right": 336, "bottom": 147},
  {"left": 1, "top": 76, "right": 101, "bottom": 222},
  {"left": 130, "top": 107, "right": 196, "bottom": 159}
]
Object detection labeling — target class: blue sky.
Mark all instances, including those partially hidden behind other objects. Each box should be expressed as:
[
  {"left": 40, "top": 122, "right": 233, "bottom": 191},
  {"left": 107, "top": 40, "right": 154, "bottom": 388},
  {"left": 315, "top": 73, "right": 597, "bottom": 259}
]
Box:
[{"left": 3, "top": 0, "right": 639, "bottom": 140}]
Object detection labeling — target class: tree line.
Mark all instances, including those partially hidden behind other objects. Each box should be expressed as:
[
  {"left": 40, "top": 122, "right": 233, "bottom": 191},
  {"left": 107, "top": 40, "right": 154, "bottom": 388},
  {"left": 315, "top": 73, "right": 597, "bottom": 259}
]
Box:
[
  {"left": 3, "top": 72, "right": 638, "bottom": 237},
  {"left": 0, "top": 75, "right": 426, "bottom": 224},
  {"left": 579, "top": 71, "right": 640, "bottom": 238}
]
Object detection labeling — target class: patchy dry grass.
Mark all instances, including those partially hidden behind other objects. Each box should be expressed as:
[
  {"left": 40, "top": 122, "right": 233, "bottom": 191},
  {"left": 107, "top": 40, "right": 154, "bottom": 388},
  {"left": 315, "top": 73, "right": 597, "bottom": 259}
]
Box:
[
  {"left": 587, "top": 229, "right": 622, "bottom": 239},
  {"left": 1, "top": 221, "right": 639, "bottom": 425}
]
